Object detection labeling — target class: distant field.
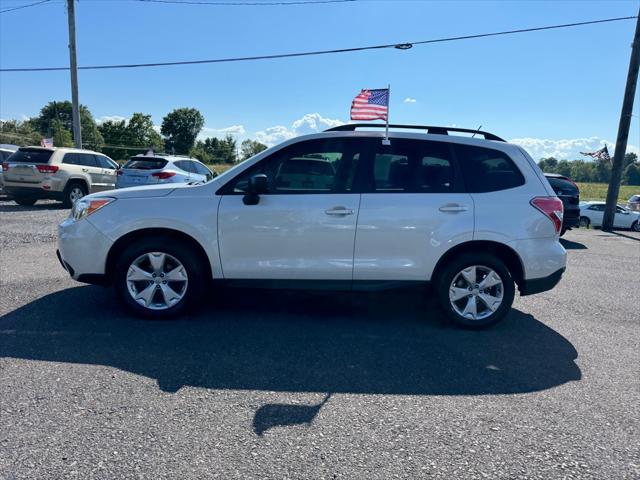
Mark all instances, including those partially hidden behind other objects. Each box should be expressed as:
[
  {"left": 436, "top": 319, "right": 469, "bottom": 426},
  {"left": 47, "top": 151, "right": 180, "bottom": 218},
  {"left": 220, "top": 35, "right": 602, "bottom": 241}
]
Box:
[{"left": 576, "top": 183, "right": 638, "bottom": 203}]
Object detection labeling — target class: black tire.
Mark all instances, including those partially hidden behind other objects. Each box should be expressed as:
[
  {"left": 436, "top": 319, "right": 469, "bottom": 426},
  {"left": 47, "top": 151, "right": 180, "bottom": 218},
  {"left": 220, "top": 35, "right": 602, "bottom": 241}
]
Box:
[
  {"left": 114, "top": 237, "right": 206, "bottom": 319},
  {"left": 14, "top": 197, "right": 37, "bottom": 206},
  {"left": 632, "top": 221, "right": 640, "bottom": 232},
  {"left": 62, "top": 181, "right": 87, "bottom": 208},
  {"left": 435, "top": 253, "right": 515, "bottom": 329},
  {"left": 579, "top": 216, "right": 590, "bottom": 228}
]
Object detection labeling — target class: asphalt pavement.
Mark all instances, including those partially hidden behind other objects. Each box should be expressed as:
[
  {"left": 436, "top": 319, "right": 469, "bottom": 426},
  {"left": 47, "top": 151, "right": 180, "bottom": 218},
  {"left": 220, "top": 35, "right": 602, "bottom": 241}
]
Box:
[{"left": 0, "top": 199, "right": 638, "bottom": 479}]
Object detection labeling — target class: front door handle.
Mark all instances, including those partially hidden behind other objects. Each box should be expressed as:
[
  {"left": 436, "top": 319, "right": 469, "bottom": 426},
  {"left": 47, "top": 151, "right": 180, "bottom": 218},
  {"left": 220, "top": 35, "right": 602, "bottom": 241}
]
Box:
[
  {"left": 439, "top": 203, "right": 468, "bottom": 213},
  {"left": 82, "top": 168, "right": 89, "bottom": 173},
  {"left": 325, "top": 206, "right": 355, "bottom": 216}
]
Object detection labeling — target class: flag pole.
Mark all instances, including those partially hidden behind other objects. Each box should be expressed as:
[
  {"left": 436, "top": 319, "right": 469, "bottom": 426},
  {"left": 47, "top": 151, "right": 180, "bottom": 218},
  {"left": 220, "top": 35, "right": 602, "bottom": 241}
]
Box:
[{"left": 383, "top": 84, "right": 391, "bottom": 145}]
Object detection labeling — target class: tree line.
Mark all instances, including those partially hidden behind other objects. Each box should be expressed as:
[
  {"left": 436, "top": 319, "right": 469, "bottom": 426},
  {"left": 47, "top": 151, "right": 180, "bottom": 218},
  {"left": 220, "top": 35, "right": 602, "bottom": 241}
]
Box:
[
  {"left": 0, "top": 101, "right": 267, "bottom": 164},
  {"left": 537, "top": 154, "right": 640, "bottom": 186}
]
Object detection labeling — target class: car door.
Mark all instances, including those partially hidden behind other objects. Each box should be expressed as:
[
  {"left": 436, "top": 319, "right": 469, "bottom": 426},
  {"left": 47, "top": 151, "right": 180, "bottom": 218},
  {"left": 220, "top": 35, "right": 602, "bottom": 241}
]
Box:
[
  {"left": 75, "top": 153, "right": 103, "bottom": 192},
  {"left": 95, "top": 155, "right": 118, "bottom": 191},
  {"left": 614, "top": 205, "right": 633, "bottom": 228},
  {"left": 587, "top": 204, "right": 605, "bottom": 226},
  {"left": 217, "top": 137, "right": 363, "bottom": 281},
  {"left": 353, "top": 138, "right": 474, "bottom": 281}
]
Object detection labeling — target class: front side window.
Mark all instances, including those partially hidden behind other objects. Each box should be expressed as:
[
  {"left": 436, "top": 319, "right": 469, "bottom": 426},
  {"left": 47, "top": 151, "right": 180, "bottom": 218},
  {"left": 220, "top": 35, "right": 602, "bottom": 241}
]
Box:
[
  {"left": 455, "top": 144, "right": 525, "bottom": 193},
  {"left": 96, "top": 155, "right": 117, "bottom": 169},
  {"left": 588, "top": 204, "right": 605, "bottom": 211},
  {"left": 223, "top": 138, "right": 363, "bottom": 194},
  {"left": 365, "top": 139, "right": 454, "bottom": 193}
]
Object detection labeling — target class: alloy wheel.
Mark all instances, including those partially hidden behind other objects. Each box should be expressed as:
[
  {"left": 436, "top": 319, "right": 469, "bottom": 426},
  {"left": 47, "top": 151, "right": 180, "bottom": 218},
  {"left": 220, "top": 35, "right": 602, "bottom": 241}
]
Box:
[
  {"left": 126, "top": 252, "right": 189, "bottom": 310},
  {"left": 69, "top": 186, "right": 85, "bottom": 204},
  {"left": 449, "top": 265, "right": 504, "bottom": 321}
]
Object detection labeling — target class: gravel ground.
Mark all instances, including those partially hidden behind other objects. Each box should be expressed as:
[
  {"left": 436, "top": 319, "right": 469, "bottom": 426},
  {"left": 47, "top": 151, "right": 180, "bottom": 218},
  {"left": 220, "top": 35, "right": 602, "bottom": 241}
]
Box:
[{"left": 0, "top": 198, "right": 638, "bottom": 479}]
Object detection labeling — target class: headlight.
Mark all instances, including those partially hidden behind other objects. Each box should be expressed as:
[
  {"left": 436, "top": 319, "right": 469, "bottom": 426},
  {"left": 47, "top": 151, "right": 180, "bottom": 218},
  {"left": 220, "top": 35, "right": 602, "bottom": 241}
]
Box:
[{"left": 71, "top": 197, "right": 115, "bottom": 221}]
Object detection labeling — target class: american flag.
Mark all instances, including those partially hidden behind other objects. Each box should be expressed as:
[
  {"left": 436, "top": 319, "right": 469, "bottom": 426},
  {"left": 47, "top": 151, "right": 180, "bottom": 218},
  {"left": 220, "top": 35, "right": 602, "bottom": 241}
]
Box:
[
  {"left": 350, "top": 89, "right": 389, "bottom": 121},
  {"left": 580, "top": 145, "right": 611, "bottom": 162}
]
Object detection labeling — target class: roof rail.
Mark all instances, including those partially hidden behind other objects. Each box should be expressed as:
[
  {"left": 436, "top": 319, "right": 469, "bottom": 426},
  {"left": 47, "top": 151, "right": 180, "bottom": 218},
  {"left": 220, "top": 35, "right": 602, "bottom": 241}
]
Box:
[{"left": 325, "top": 124, "right": 505, "bottom": 142}]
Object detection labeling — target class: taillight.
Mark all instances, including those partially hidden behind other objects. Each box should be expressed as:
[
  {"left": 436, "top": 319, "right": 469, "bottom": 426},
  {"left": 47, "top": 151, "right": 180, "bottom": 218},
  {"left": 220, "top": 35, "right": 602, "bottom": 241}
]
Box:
[
  {"left": 531, "top": 196, "right": 564, "bottom": 234},
  {"left": 1, "top": 162, "right": 8, "bottom": 172},
  {"left": 152, "top": 171, "right": 176, "bottom": 180},
  {"left": 36, "top": 164, "right": 59, "bottom": 174}
]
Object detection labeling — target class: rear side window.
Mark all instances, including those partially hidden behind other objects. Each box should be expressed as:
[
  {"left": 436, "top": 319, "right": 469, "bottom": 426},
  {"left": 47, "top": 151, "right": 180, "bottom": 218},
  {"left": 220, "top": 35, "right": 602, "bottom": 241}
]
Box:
[
  {"left": 123, "top": 158, "right": 168, "bottom": 170},
  {"left": 366, "top": 139, "right": 454, "bottom": 193},
  {"left": 174, "top": 160, "right": 197, "bottom": 173},
  {"left": 63, "top": 153, "right": 97, "bottom": 167},
  {"left": 454, "top": 144, "right": 524, "bottom": 193},
  {"left": 9, "top": 148, "right": 53, "bottom": 164}
]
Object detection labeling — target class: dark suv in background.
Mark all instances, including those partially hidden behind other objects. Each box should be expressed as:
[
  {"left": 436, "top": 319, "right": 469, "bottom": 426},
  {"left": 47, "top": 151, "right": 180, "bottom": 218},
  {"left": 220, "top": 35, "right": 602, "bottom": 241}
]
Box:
[{"left": 544, "top": 173, "right": 580, "bottom": 235}]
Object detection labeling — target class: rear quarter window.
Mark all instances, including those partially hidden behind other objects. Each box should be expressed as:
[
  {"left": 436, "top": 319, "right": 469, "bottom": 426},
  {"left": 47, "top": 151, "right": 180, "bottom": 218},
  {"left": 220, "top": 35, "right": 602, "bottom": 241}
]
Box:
[{"left": 454, "top": 144, "right": 525, "bottom": 193}]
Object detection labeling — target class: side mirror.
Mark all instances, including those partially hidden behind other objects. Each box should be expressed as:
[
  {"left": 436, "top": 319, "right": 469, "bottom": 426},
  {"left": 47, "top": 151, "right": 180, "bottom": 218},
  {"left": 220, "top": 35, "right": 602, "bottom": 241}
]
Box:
[{"left": 243, "top": 174, "right": 268, "bottom": 205}]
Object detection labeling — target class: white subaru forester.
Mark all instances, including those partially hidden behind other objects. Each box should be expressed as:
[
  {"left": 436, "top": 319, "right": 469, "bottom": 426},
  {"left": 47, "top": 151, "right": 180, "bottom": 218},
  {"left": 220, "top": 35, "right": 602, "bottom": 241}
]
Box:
[{"left": 57, "top": 125, "right": 566, "bottom": 328}]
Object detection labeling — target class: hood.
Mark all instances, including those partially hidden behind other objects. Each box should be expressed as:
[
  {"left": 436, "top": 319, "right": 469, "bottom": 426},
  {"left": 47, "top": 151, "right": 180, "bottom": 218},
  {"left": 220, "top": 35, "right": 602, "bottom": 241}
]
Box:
[{"left": 92, "top": 183, "right": 192, "bottom": 200}]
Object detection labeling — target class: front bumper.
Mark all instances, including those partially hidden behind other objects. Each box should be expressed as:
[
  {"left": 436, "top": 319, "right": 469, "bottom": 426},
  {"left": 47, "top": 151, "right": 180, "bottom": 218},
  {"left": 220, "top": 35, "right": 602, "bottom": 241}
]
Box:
[
  {"left": 519, "top": 268, "right": 565, "bottom": 296},
  {"left": 57, "top": 216, "right": 113, "bottom": 282}
]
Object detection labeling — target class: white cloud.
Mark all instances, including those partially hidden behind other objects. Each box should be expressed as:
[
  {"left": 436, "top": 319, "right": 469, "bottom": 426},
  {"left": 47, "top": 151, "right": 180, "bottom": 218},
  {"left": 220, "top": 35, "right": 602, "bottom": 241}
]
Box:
[
  {"left": 96, "top": 115, "right": 128, "bottom": 125},
  {"left": 510, "top": 136, "right": 639, "bottom": 160},
  {"left": 198, "top": 125, "right": 246, "bottom": 139},
  {"left": 256, "top": 113, "right": 346, "bottom": 146},
  {"left": 404, "top": 97, "right": 417, "bottom": 104}
]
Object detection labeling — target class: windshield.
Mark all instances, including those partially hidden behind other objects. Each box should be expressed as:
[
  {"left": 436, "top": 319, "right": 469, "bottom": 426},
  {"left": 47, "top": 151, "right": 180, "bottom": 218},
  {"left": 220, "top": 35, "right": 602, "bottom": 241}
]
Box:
[
  {"left": 123, "top": 158, "right": 168, "bottom": 170},
  {"left": 9, "top": 148, "right": 53, "bottom": 164}
]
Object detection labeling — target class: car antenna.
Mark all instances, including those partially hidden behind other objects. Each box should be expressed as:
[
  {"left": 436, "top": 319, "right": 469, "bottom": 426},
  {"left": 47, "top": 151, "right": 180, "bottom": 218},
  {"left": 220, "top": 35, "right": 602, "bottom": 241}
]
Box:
[{"left": 471, "top": 125, "right": 482, "bottom": 138}]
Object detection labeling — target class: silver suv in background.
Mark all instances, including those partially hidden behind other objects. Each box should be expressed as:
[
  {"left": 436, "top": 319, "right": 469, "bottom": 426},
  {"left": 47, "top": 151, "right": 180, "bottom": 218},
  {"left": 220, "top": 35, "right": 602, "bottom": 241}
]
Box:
[
  {"left": 2, "top": 147, "right": 119, "bottom": 207},
  {"left": 0, "top": 144, "right": 19, "bottom": 194},
  {"left": 115, "top": 154, "right": 215, "bottom": 189}
]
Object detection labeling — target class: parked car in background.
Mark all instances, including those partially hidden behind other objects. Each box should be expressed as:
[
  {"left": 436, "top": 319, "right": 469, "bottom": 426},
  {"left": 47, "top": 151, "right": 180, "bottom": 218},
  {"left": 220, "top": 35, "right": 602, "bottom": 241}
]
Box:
[
  {"left": 544, "top": 173, "right": 580, "bottom": 236},
  {"left": 627, "top": 194, "right": 640, "bottom": 212},
  {"left": 0, "top": 144, "right": 19, "bottom": 194},
  {"left": 115, "top": 154, "right": 215, "bottom": 189},
  {"left": 2, "top": 147, "right": 119, "bottom": 207},
  {"left": 57, "top": 124, "right": 567, "bottom": 329},
  {"left": 579, "top": 201, "right": 640, "bottom": 231}
]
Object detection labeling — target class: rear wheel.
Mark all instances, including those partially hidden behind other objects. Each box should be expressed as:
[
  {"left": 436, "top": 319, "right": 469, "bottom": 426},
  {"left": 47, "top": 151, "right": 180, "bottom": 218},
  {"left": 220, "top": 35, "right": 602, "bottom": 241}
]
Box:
[
  {"left": 14, "top": 197, "right": 37, "bottom": 206},
  {"left": 579, "top": 216, "right": 590, "bottom": 228},
  {"left": 62, "top": 182, "right": 87, "bottom": 208},
  {"left": 114, "top": 238, "right": 206, "bottom": 319},
  {"left": 436, "top": 253, "right": 515, "bottom": 329}
]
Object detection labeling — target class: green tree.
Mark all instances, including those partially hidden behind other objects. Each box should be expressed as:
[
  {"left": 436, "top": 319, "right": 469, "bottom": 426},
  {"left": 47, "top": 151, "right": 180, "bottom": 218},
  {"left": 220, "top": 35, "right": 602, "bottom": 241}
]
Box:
[
  {"left": 190, "top": 134, "right": 238, "bottom": 164},
  {"left": 569, "top": 160, "right": 595, "bottom": 182},
  {"left": 99, "top": 113, "right": 164, "bottom": 161},
  {"left": 538, "top": 157, "right": 558, "bottom": 172},
  {"left": 240, "top": 139, "right": 267, "bottom": 160},
  {"left": 31, "top": 101, "right": 104, "bottom": 149},
  {"left": 0, "top": 120, "right": 40, "bottom": 146},
  {"left": 161, "top": 108, "right": 204, "bottom": 154},
  {"left": 556, "top": 159, "right": 572, "bottom": 177},
  {"left": 51, "top": 119, "right": 73, "bottom": 147},
  {"left": 622, "top": 162, "right": 640, "bottom": 186}
]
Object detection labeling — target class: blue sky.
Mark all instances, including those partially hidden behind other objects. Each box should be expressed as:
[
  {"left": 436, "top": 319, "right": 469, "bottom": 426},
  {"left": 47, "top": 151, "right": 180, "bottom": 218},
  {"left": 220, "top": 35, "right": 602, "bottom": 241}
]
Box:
[{"left": 0, "top": 0, "right": 638, "bottom": 159}]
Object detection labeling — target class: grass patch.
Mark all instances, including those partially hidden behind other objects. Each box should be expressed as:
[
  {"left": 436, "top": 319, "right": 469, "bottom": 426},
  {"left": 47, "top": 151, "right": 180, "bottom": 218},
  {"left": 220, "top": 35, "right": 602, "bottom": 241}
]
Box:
[{"left": 576, "top": 183, "right": 638, "bottom": 203}]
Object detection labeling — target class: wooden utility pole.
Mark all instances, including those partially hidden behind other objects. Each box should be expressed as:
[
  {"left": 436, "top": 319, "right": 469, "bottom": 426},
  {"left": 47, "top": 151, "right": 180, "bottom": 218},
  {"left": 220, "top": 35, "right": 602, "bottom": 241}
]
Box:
[
  {"left": 603, "top": 10, "right": 639, "bottom": 230},
  {"left": 67, "top": 0, "right": 82, "bottom": 149}
]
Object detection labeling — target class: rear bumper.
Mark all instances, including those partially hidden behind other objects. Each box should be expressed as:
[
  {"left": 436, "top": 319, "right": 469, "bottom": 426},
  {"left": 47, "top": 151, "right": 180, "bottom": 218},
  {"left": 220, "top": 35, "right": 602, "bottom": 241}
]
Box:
[
  {"left": 519, "top": 268, "right": 565, "bottom": 296},
  {"left": 563, "top": 208, "right": 580, "bottom": 229}
]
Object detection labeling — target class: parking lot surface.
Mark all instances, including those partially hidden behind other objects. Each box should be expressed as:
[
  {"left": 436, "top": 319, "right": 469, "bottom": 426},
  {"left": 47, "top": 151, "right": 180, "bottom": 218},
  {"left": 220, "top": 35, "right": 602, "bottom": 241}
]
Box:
[{"left": 1, "top": 199, "right": 639, "bottom": 479}]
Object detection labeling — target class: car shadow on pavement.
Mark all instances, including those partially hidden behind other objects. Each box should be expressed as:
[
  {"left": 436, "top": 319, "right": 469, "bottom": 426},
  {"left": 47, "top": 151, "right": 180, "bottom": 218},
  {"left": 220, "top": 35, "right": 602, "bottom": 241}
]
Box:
[
  {"left": 559, "top": 238, "right": 587, "bottom": 250},
  {"left": 0, "top": 202, "right": 67, "bottom": 213},
  {"left": 0, "top": 285, "right": 581, "bottom": 434}
]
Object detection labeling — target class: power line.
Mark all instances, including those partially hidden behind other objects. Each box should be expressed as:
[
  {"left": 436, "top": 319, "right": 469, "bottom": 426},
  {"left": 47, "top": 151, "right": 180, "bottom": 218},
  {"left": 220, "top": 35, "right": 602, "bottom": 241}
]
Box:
[
  {"left": 0, "top": 0, "right": 53, "bottom": 14},
  {"left": 0, "top": 15, "right": 636, "bottom": 72}
]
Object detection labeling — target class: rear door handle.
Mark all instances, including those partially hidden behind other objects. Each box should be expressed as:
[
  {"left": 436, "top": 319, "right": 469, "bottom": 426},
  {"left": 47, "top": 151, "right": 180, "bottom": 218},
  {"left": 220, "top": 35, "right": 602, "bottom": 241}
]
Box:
[
  {"left": 325, "top": 207, "right": 355, "bottom": 216},
  {"left": 439, "top": 203, "right": 468, "bottom": 213}
]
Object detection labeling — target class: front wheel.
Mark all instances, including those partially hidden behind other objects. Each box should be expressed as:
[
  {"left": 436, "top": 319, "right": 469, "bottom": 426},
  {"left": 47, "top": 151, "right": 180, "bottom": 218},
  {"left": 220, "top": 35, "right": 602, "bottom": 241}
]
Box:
[
  {"left": 632, "top": 221, "right": 640, "bottom": 232},
  {"left": 436, "top": 253, "right": 515, "bottom": 329},
  {"left": 114, "top": 238, "right": 206, "bottom": 319}
]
